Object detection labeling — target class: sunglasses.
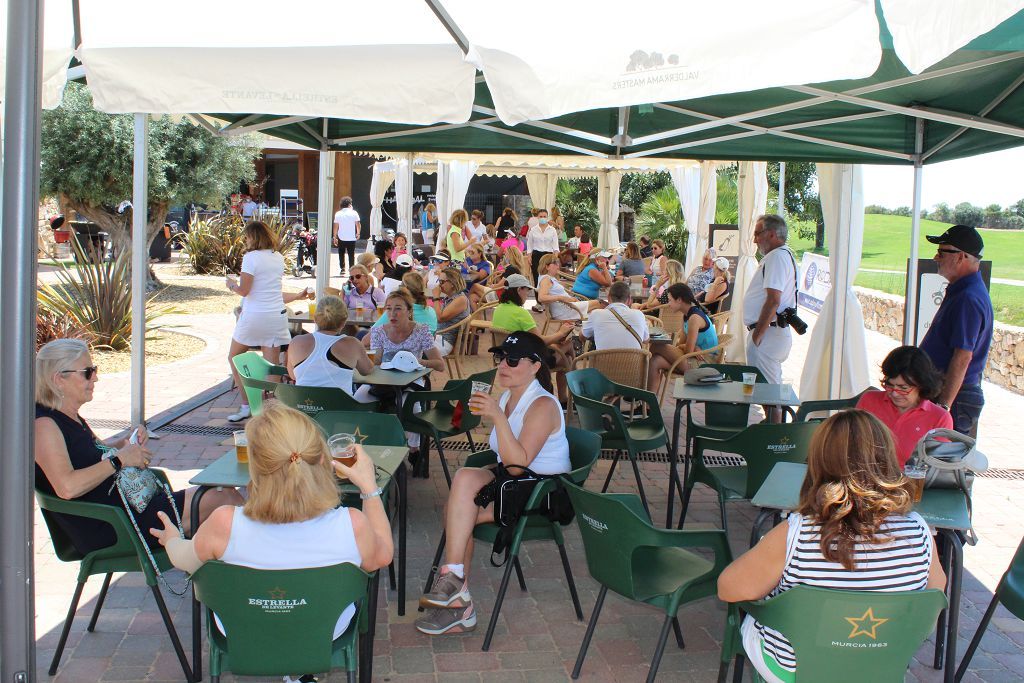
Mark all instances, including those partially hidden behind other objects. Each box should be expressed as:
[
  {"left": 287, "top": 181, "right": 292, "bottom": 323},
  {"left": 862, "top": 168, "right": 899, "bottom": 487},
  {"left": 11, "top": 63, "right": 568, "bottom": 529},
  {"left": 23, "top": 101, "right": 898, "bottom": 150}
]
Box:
[
  {"left": 492, "top": 351, "right": 541, "bottom": 368},
  {"left": 936, "top": 247, "right": 963, "bottom": 257},
  {"left": 352, "top": 274, "right": 364, "bottom": 280},
  {"left": 881, "top": 378, "right": 914, "bottom": 395},
  {"left": 61, "top": 366, "right": 98, "bottom": 380}
]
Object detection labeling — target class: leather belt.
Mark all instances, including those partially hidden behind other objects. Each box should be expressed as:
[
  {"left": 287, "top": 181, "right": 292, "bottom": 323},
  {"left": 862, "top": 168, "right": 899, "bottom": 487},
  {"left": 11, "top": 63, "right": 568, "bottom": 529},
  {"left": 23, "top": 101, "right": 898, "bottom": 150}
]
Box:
[{"left": 746, "top": 322, "right": 779, "bottom": 331}]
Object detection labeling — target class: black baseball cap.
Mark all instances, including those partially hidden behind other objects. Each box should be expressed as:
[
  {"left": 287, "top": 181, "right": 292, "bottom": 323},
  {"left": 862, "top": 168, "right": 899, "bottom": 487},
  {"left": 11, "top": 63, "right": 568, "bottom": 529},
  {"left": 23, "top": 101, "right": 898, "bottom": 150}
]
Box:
[
  {"left": 488, "top": 331, "right": 549, "bottom": 365},
  {"left": 926, "top": 224, "right": 984, "bottom": 258}
]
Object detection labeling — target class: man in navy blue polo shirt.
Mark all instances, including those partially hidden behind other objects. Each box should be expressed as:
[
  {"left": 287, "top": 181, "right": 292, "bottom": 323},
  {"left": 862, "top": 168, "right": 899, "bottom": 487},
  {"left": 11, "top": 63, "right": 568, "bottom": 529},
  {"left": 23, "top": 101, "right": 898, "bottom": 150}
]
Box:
[{"left": 919, "top": 225, "right": 993, "bottom": 438}]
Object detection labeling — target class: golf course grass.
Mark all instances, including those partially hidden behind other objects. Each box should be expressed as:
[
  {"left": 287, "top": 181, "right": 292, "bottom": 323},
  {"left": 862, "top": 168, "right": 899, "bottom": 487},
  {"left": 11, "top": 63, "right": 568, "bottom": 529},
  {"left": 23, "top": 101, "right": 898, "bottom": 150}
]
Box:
[{"left": 788, "top": 214, "right": 1024, "bottom": 326}]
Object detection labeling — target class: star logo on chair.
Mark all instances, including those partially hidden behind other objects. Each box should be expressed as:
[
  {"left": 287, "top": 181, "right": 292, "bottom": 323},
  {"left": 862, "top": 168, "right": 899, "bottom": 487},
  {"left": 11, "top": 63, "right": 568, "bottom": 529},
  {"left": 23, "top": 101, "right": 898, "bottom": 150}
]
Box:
[
  {"left": 268, "top": 587, "right": 287, "bottom": 600},
  {"left": 844, "top": 608, "right": 888, "bottom": 639},
  {"left": 779, "top": 436, "right": 791, "bottom": 445},
  {"left": 351, "top": 427, "right": 370, "bottom": 445}
]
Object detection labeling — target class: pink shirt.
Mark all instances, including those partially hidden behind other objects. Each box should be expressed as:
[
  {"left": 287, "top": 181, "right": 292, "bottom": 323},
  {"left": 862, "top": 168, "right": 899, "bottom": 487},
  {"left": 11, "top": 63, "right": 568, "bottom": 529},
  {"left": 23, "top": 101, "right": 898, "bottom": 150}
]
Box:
[{"left": 856, "top": 390, "right": 953, "bottom": 465}]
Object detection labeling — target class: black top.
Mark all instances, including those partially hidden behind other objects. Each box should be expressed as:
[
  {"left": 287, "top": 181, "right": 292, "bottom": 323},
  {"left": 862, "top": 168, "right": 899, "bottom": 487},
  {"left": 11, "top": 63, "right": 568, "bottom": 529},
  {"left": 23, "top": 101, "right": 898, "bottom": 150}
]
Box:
[{"left": 497, "top": 215, "right": 516, "bottom": 230}]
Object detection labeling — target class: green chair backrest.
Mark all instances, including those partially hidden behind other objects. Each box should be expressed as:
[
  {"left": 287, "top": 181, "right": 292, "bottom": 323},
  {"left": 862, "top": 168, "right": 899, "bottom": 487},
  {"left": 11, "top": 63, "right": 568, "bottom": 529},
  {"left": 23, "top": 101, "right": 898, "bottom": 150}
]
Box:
[
  {"left": 740, "top": 585, "right": 947, "bottom": 682},
  {"left": 565, "top": 482, "right": 731, "bottom": 603},
  {"left": 314, "top": 411, "right": 406, "bottom": 447},
  {"left": 192, "top": 561, "right": 369, "bottom": 677},
  {"left": 240, "top": 376, "right": 280, "bottom": 416},
  {"left": 566, "top": 368, "right": 616, "bottom": 433},
  {"left": 704, "top": 421, "right": 819, "bottom": 498},
  {"left": 997, "top": 534, "right": 1024, "bottom": 619},
  {"left": 565, "top": 426, "right": 602, "bottom": 485},
  {"left": 275, "top": 383, "right": 377, "bottom": 418},
  {"left": 232, "top": 351, "right": 283, "bottom": 381},
  {"left": 699, "top": 363, "right": 766, "bottom": 428},
  {"left": 795, "top": 388, "right": 879, "bottom": 422}
]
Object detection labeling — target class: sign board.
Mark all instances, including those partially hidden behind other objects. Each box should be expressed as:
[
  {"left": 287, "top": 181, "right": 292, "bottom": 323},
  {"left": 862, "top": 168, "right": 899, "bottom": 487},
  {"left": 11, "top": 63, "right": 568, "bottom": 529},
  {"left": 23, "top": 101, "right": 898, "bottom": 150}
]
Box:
[
  {"left": 708, "top": 224, "right": 739, "bottom": 273},
  {"left": 798, "top": 252, "right": 831, "bottom": 313},
  {"left": 909, "top": 259, "right": 992, "bottom": 345}
]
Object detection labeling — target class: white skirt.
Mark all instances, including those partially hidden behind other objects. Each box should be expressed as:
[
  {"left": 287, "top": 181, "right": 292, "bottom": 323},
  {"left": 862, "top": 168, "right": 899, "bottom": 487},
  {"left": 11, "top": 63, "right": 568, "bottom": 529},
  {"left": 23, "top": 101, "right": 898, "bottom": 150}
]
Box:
[{"left": 232, "top": 308, "right": 291, "bottom": 347}]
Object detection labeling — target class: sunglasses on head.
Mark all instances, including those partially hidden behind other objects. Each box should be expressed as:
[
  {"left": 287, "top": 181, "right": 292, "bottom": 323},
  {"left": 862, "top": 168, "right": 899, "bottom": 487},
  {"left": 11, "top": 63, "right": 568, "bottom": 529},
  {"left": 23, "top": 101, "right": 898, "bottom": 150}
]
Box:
[
  {"left": 61, "top": 366, "right": 98, "bottom": 380},
  {"left": 881, "top": 377, "right": 914, "bottom": 395},
  {"left": 492, "top": 350, "right": 541, "bottom": 367}
]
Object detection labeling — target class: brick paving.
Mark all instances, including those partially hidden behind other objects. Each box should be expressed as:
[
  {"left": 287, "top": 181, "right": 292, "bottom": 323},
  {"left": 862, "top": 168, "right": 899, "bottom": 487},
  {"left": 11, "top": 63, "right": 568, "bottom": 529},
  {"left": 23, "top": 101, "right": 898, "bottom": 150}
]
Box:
[{"left": 34, "top": 281, "right": 1024, "bottom": 681}]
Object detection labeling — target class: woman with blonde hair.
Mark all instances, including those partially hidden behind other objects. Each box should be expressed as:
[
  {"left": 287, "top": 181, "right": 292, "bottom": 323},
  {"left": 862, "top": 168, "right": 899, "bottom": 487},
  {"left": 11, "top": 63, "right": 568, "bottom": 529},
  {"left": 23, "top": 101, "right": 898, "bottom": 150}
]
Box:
[
  {"left": 617, "top": 241, "right": 648, "bottom": 279},
  {"left": 431, "top": 267, "right": 472, "bottom": 356},
  {"left": 718, "top": 410, "right": 945, "bottom": 683},
  {"left": 35, "top": 339, "right": 240, "bottom": 555},
  {"left": 286, "top": 295, "right": 374, "bottom": 393},
  {"left": 638, "top": 258, "right": 686, "bottom": 312},
  {"left": 446, "top": 209, "right": 475, "bottom": 261},
  {"left": 421, "top": 202, "right": 439, "bottom": 244},
  {"left": 151, "top": 403, "right": 393, "bottom": 648},
  {"left": 225, "top": 220, "right": 313, "bottom": 422},
  {"left": 502, "top": 244, "right": 530, "bottom": 282},
  {"left": 536, "top": 253, "right": 603, "bottom": 321},
  {"left": 550, "top": 206, "right": 567, "bottom": 242}
]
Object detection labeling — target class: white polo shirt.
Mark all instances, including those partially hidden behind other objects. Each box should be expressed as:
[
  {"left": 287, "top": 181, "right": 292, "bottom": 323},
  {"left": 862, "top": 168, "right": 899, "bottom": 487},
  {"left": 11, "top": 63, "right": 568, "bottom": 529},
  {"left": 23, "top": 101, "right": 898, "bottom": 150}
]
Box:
[
  {"left": 582, "top": 302, "right": 650, "bottom": 350},
  {"left": 743, "top": 246, "right": 797, "bottom": 325},
  {"left": 334, "top": 207, "right": 360, "bottom": 241},
  {"left": 527, "top": 225, "right": 560, "bottom": 253}
]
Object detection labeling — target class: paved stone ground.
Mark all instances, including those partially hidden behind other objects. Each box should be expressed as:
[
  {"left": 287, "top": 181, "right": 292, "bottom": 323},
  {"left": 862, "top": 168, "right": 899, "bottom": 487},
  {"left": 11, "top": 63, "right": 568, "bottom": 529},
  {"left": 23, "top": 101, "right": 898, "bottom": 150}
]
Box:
[{"left": 34, "top": 260, "right": 1024, "bottom": 681}]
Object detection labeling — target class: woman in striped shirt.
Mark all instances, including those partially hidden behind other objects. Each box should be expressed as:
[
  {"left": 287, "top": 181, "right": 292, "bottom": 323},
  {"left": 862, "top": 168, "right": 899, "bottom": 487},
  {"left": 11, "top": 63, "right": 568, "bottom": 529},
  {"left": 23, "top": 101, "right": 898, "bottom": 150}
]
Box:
[{"left": 718, "top": 410, "right": 946, "bottom": 683}]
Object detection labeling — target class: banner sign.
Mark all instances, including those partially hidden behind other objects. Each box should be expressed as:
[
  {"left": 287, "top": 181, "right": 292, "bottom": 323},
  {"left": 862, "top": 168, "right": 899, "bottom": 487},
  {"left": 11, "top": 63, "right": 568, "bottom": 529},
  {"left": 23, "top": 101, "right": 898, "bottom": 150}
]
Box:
[
  {"left": 798, "top": 252, "right": 831, "bottom": 313},
  {"left": 910, "top": 259, "right": 991, "bottom": 345}
]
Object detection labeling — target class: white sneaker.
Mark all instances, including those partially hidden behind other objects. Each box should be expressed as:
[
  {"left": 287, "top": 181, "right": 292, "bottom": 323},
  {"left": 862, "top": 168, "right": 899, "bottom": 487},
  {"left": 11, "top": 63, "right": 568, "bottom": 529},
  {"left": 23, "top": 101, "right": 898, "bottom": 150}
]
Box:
[{"left": 227, "top": 405, "right": 251, "bottom": 422}]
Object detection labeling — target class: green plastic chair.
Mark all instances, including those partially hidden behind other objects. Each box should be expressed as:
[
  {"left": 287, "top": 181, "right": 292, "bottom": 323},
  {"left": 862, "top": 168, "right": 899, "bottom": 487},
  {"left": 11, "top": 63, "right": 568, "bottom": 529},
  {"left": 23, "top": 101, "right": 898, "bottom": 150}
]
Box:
[
  {"left": 192, "top": 561, "right": 370, "bottom": 683},
  {"left": 35, "top": 470, "right": 193, "bottom": 680},
  {"left": 275, "top": 382, "right": 380, "bottom": 417},
  {"left": 566, "top": 367, "right": 669, "bottom": 518},
  {"left": 399, "top": 367, "right": 497, "bottom": 487},
  {"left": 232, "top": 351, "right": 288, "bottom": 414},
  {"left": 956, "top": 534, "right": 1024, "bottom": 680},
  {"left": 564, "top": 482, "right": 733, "bottom": 682},
  {"left": 239, "top": 375, "right": 280, "bottom": 416},
  {"left": 679, "top": 421, "right": 819, "bottom": 534},
  {"left": 422, "top": 426, "right": 602, "bottom": 651},
  {"left": 719, "top": 585, "right": 947, "bottom": 683},
  {"left": 795, "top": 388, "right": 879, "bottom": 422}
]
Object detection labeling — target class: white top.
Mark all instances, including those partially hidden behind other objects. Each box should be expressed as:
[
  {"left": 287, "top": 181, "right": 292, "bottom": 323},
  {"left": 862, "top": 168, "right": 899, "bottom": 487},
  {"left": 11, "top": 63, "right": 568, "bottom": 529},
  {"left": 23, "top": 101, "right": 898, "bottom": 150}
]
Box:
[
  {"left": 467, "top": 220, "right": 487, "bottom": 241},
  {"left": 240, "top": 250, "right": 285, "bottom": 314},
  {"left": 526, "top": 224, "right": 560, "bottom": 253},
  {"left": 241, "top": 200, "right": 258, "bottom": 218},
  {"left": 651, "top": 254, "right": 664, "bottom": 279},
  {"left": 538, "top": 274, "right": 582, "bottom": 320},
  {"left": 742, "top": 245, "right": 797, "bottom": 325},
  {"left": 292, "top": 331, "right": 355, "bottom": 395},
  {"left": 582, "top": 302, "right": 650, "bottom": 350},
  {"left": 489, "top": 379, "right": 570, "bottom": 475},
  {"left": 334, "top": 207, "right": 360, "bottom": 241},
  {"left": 381, "top": 276, "right": 402, "bottom": 296},
  {"left": 218, "top": 506, "right": 362, "bottom": 639}
]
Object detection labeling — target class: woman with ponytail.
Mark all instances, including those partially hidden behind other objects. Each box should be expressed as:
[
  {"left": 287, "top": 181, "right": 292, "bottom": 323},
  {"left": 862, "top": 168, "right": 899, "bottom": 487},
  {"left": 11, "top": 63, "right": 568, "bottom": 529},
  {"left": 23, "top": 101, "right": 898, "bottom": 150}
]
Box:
[{"left": 646, "top": 283, "right": 719, "bottom": 392}]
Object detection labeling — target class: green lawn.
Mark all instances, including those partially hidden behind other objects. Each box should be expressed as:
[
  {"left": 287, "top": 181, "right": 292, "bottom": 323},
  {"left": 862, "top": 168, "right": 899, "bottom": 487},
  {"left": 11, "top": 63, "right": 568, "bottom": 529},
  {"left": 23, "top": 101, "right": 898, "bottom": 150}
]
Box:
[{"left": 852, "top": 271, "right": 1024, "bottom": 327}]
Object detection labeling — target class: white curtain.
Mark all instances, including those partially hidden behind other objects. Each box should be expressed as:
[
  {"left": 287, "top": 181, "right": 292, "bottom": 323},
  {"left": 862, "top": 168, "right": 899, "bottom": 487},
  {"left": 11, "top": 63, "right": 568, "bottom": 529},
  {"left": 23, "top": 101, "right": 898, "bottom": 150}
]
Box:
[
  {"left": 695, "top": 160, "right": 718, "bottom": 273},
  {"left": 545, "top": 173, "right": 558, "bottom": 214},
  {"left": 434, "top": 159, "right": 479, "bottom": 251},
  {"left": 670, "top": 165, "right": 701, "bottom": 273},
  {"left": 595, "top": 170, "right": 622, "bottom": 249},
  {"left": 368, "top": 161, "right": 395, "bottom": 241},
  {"left": 727, "top": 161, "right": 769, "bottom": 362},
  {"left": 395, "top": 155, "right": 414, "bottom": 244},
  {"left": 800, "top": 164, "right": 871, "bottom": 401},
  {"left": 525, "top": 173, "right": 549, "bottom": 211},
  {"left": 315, "top": 151, "right": 335, "bottom": 295}
]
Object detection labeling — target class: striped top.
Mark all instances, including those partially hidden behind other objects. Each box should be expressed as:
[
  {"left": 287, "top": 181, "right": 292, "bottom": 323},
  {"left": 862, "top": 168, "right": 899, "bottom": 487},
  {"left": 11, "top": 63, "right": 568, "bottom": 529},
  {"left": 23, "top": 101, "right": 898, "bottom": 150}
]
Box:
[{"left": 756, "top": 512, "right": 933, "bottom": 672}]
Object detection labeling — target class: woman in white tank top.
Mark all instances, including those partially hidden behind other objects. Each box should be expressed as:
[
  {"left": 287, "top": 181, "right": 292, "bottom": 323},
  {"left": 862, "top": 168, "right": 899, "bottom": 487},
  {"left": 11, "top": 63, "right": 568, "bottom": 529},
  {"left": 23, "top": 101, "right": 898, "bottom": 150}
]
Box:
[
  {"left": 415, "top": 331, "right": 571, "bottom": 636},
  {"left": 150, "top": 403, "right": 394, "bottom": 649},
  {"left": 717, "top": 410, "right": 946, "bottom": 683},
  {"left": 286, "top": 295, "right": 374, "bottom": 396}
]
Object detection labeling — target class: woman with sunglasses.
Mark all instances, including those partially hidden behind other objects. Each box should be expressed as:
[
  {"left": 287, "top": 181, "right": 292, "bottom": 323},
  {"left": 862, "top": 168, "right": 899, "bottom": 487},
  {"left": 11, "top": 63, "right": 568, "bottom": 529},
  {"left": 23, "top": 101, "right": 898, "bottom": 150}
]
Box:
[
  {"left": 34, "top": 339, "right": 242, "bottom": 556},
  {"left": 856, "top": 345, "right": 953, "bottom": 465},
  {"left": 431, "top": 267, "right": 472, "bottom": 356},
  {"left": 344, "top": 264, "right": 384, "bottom": 313},
  {"left": 415, "top": 332, "right": 570, "bottom": 635}
]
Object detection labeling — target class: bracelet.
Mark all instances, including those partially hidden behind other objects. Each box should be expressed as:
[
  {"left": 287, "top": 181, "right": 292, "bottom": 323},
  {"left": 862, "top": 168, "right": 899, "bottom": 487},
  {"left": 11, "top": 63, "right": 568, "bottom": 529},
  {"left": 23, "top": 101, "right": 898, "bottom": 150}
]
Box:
[{"left": 360, "top": 487, "right": 384, "bottom": 501}]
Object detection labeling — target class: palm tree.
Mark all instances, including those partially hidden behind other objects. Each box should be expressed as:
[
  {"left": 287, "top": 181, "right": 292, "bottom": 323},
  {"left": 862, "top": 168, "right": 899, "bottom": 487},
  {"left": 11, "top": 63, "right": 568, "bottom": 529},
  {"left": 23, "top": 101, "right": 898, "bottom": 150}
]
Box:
[
  {"left": 715, "top": 174, "right": 738, "bottom": 225},
  {"left": 635, "top": 185, "right": 685, "bottom": 261}
]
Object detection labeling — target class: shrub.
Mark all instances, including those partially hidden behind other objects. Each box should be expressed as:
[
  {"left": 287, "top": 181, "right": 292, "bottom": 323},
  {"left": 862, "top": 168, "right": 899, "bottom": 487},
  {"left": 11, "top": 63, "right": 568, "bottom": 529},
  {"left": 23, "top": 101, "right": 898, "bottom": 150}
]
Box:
[
  {"left": 37, "top": 238, "right": 180, "bottom": 351},
  {"left": 175, "top": 214, "right": 295, "bottom": 275},
  {"left": 36, "top": 307, "right": 87, "bottom": 350}
]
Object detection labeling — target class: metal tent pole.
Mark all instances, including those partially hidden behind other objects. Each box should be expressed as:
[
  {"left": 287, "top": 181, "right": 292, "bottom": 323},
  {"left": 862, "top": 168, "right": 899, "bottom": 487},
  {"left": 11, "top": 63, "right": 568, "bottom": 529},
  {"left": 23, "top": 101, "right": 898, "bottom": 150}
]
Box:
[
  {"left": 903, "top": 119, "right": 924, "bottom": 345},
  {"left": 130, "top": 114, "right": 149, "bottom": 426},
  {"left": 0, "top": 0, "right": 43, "bottom": 679},
  {"left": 777, "top": 161, "right": 786, "bottom": 215},
  {"left": 316, "top": 149, "right": 335, "bottom": 297}
]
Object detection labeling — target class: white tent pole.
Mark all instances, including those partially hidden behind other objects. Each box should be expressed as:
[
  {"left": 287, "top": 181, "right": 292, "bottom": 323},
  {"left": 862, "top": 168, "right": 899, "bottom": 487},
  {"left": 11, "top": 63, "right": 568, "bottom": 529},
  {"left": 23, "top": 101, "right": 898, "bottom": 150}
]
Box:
[
  {"left": 130, "top": 114, "right": 149, "bottom": 426},
  {"left": 0, "top": 0, "right": 42, "bottom": 677},
  {"left": 903, "top": 119, "right": 924, "bottom": 345},
  {"left": 828, "top": 165, "right": 852, "bottom": 399},
  {"left": 777, "top": 161, "right": 786, "bottom": 215},
  {"left": 316, "top": 149, "right": 335, "bottom": 297}
]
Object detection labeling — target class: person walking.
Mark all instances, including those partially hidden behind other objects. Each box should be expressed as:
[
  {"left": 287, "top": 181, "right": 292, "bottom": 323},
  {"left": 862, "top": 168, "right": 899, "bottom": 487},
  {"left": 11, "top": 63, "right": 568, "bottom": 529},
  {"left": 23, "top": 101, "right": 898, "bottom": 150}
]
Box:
[
  {"left": 333, "top": 196, "right": 361, "bottom": 276},
  {"left": 919, "top": 224, "right": 993, "bottom": 437},
  {"left": 743, "top": 214, "right": 797, "bottom": 387}
]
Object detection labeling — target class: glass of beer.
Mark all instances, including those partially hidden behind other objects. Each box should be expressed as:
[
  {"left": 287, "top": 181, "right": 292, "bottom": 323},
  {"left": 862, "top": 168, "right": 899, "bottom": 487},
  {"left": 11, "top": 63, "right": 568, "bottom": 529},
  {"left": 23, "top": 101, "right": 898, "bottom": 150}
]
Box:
[
  {"left": 308, "top": 301, "right": 317, "bottom": 317},
  {"left": 469, "top": 381, "right": 492, "bottom": 414},
  {"left": 904, "top": 462, "right": 927, "bottom": 503},
  {"left": 742, "top": 372, "right": 757, "bottom": 396},
  {"left": 329, "top": 433, "right": 357, "bottom": 469},
  {"left": 376, "top": 304, "right": 385, "bottom": 319},
  {"left": 233, "top": 430, "right": 248, "bottom": 463},
  {"left": 356, "top": 305, "right": 365, "bottom": 320}
]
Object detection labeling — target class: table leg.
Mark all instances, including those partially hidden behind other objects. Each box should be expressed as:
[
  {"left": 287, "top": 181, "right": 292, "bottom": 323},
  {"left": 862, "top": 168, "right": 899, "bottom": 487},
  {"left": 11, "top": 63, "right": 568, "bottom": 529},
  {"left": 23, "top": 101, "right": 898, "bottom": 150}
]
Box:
[
  {"left": 750, "top": 508, "right": 773, "bottom": 549},
  {"left": 361, "top": 570, "right": 381, "bottom": 683},
  {"left": 397, "top": 461, "right": 408, "bottom": 617},
  {"left": 943, "top": 530, "right": 963, "bottom": 683},
  {"left": 189, "top": 485, "right": 210, "bottom": 682},
  {"left": 665, "top": 398, "right": 686, "bottom": 529}
]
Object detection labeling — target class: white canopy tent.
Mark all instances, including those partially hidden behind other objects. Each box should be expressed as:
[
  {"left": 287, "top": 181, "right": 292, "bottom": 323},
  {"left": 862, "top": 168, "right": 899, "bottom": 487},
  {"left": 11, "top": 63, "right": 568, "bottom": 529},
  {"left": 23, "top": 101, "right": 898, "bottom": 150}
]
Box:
[{"left": 727, "top": 161, "right": 769, "bottom": 362}]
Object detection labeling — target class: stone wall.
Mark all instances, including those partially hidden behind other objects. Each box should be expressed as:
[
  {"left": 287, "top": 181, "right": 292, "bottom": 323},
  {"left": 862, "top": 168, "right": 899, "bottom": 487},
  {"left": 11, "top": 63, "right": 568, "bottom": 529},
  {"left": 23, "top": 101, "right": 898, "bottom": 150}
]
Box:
[{"left": 854, "top": 286, "right": 1024, "bottom": 395}]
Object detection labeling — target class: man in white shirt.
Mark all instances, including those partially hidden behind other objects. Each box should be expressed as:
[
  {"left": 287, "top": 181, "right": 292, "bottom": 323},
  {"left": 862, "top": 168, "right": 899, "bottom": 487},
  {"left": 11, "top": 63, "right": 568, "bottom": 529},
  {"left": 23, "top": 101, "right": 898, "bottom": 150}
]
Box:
[
  {"left": 583, "top": 281, "right": 650, "bottom": 350},
  {"left": 241, "top": 197, "right": 258, "bottom": 220},
  {"left": 333, "top": 196, "right": 361, "bottom": 276},
  {"left": 742, "top": 214, "right": 797, "bottom": 386},
  {"left": 467, "top": 209, "right": 488, "bottom": 242}
]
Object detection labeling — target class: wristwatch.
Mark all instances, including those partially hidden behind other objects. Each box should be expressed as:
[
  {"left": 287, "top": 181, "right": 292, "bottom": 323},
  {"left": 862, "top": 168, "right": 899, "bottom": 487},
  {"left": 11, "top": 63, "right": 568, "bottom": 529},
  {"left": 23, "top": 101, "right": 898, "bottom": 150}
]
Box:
[
  {"left": 109, "top": 454, "right": 123, "bottom": 472},
  {"left": 359, "top": 487, "right": 384, "bottom": 501}
]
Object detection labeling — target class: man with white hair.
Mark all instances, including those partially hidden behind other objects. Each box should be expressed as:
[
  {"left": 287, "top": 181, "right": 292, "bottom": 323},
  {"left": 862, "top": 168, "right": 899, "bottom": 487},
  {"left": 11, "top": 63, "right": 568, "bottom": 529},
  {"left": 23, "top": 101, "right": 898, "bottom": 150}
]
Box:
[{"left": 743, "top": 214, "right": 797, "bottom": 386}]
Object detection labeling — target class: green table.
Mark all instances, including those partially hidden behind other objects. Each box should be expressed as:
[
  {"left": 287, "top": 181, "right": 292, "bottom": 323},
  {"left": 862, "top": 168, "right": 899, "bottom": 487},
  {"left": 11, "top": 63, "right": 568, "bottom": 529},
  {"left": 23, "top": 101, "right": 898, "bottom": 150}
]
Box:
[
  {"left": 355, "top": 366, "right": 431, "bottom": 387},
  {"left": 188, "top": 444, "right": 408, "bottom": 683},
  {"left": 750, "top": 461, "right": 972, "bottom": 683}
]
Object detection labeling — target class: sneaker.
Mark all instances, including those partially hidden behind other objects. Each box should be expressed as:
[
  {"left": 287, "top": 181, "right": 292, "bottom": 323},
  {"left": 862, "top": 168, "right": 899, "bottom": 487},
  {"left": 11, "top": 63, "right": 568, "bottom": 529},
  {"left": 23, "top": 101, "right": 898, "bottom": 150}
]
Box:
[
  {"left": 227, "top": 405, "right": 251, "bottom": 422},
  {"left": 282, "top": 676, "right": 318, "bottom": 683},
  {"left": 531, "top": 304, "right": 545, "bottom": 313},
  {"left": 414, "top": 604, "right": 477, "bottom": 635},
  {"left": 419, "top": 566, "right": 472, "bottom": 609}
]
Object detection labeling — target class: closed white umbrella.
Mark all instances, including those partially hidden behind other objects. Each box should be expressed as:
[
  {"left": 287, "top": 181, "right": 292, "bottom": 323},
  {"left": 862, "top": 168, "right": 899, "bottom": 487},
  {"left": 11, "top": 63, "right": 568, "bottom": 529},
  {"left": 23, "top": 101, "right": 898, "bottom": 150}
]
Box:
[
  {"left": 0, "top": 0, "right": 74, "bottom": 108},
  {"left": 727, "top": 161, "right": 768, "bottom": 362}
]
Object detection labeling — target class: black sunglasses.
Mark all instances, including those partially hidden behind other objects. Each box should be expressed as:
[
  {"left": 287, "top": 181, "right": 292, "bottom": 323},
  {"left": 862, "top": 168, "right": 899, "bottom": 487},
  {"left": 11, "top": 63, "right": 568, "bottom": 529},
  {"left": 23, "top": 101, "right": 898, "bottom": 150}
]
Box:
[
  {"left": 936, "top": 247, "right": 963, "bottom": 256},
  {"left": 492, "top": 350, "right": 541, "bottom": 367},
  {"left": 61, "top": 366, "right": 98, "bottom": 380}
]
